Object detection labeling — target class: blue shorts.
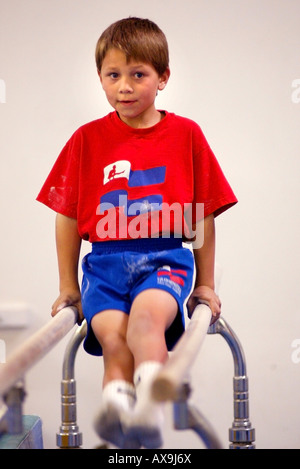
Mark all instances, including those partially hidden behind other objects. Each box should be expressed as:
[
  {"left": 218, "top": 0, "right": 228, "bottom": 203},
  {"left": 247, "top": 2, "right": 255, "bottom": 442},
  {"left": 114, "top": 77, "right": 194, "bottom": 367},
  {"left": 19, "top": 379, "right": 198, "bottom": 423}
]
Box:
[{"left": 81, "top": 238, "right": 194, "bottom": 356}]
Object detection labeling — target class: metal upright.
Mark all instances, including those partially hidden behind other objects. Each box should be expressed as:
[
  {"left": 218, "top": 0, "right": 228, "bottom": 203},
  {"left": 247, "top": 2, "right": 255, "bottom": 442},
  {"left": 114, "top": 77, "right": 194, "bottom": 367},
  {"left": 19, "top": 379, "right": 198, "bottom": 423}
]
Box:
[
  {"left": 208, "top": 317, "right": 255, "bottom": 449},
  {"left": 56, "top": 320, "right": 87, "bottom": 449}
]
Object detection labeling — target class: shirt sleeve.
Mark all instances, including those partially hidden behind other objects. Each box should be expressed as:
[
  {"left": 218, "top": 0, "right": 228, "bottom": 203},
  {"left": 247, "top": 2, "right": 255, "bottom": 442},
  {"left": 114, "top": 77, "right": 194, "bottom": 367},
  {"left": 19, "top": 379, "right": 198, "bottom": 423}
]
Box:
[
  {"left": 192, "top": 126, "right": 238, "bottom": 220},
  {"left": 36, "top": 131, "right": 81, "bottom": 219}
]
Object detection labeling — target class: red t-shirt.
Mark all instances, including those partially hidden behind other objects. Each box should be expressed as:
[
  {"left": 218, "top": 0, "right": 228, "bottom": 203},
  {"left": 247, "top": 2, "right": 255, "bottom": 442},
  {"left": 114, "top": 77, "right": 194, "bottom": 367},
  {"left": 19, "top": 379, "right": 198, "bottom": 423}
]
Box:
[{"left": 37, "top": 111, "right": 237, "bottom": 242}]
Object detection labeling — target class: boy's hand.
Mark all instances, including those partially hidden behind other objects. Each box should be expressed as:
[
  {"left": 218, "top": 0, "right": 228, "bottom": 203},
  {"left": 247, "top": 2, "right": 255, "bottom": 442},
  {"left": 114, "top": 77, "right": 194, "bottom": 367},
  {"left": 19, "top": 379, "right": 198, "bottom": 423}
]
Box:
[
  {"left": 51, "top": 288, "right": 84, "bottom": 324},
  {"left": 187, "top": 285, "right": 221, "bottom": 325}
]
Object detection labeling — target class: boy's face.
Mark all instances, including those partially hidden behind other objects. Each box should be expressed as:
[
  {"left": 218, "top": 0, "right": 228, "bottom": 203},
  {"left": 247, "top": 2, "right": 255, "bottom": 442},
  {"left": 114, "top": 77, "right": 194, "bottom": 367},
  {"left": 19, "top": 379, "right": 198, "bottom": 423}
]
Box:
[{"left": 99, "top": 48, "right": 170, "bottom": 128}]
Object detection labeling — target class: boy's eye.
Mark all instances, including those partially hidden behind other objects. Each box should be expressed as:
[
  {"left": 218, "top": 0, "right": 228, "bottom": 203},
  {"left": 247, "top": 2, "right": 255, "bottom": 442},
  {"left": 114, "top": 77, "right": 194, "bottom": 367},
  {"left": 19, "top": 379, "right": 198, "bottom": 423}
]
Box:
[
  {"left": 134, "top": 72, "right": 144, "bottom": 79},
  {"left": 109, "top": 72, "right": 119, "bottom": 79}
]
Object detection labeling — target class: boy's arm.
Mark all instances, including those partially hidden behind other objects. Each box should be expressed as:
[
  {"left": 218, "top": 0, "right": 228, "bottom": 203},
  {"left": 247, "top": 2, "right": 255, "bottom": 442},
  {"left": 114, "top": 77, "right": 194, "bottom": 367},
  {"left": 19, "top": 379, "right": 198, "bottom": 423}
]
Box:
[
  {"left": 51, "top": 213, "right": 83, "bottom": 321},
  {"left": 188, "top": 213, "right": 221, "bottom": 324}
]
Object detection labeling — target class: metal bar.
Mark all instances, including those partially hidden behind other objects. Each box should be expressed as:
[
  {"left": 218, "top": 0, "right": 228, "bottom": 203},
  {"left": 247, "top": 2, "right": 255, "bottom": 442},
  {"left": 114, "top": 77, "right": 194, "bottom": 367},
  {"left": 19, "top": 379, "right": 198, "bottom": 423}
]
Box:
[
  {"left": 208, "top": 317, "right": 255, "bottom": 449},
  {"left": 208, "top": 317, "right": 246, "bottom": 376},
  {"left": 56, "top": 319, "right": 87, "bottom": 448},
  {"left": 0, "top": 307, "right": 78, "bottom": 397},
  {"left": 2, "top": 380, "right": 26, "bottom": 435},
  {"left": 152, "top": 303, "right": 212, "bottom": 402}
]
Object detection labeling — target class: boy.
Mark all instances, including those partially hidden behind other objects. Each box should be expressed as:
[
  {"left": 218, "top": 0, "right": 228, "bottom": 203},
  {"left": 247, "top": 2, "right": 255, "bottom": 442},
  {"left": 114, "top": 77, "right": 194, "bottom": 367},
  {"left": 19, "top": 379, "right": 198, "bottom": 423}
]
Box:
[{"left": 37, "top": 17, "right": 237, "bottom": 449}]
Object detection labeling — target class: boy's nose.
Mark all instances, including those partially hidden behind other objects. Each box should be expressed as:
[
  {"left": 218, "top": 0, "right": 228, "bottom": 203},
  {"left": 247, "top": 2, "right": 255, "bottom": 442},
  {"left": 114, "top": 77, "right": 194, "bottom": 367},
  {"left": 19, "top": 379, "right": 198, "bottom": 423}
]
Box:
[{"left": 119, "top": 78, "right": 134, "bottom": 93}]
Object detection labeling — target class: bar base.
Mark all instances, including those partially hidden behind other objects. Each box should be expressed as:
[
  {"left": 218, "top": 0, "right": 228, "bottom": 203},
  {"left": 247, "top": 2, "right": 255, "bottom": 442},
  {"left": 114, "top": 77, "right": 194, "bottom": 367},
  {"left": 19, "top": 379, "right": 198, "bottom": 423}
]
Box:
[{"left": 0, "top": 415, "right": 43, "bottom": 449}]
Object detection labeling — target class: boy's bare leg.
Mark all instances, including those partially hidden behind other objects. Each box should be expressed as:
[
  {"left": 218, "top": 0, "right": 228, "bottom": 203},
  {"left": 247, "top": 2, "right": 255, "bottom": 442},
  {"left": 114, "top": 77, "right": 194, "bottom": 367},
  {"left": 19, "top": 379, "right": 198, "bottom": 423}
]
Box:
[
  {"left": 127, "top": 288, "right": 177, "bottom": 366},
  {"left": 92, "top": 292, "right": 179, "bottom": 448},
  {"left": 91, "top": 310, "right": 137, "bottom": 448},
  {"left": 126, "top": 289, "right": 178, "bottom": 448},
  {"left": 92, "top": 310, "right": 134, "bottom": 386}
]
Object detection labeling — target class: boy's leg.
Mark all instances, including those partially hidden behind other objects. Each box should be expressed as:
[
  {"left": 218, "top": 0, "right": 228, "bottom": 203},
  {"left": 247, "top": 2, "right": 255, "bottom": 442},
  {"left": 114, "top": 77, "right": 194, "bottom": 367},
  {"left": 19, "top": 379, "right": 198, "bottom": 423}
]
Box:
[
  {"left": 91, "top": 309, "right": 134, "bottom": 385},
  {"left": 126, "top": 289, "right": 178, "bottom": 448},
  {"left": 127, "top": 289, "right": 177, "bottom": 366},
  {"left": 91, "top": 310, "right": 138, "bottom": 448}
]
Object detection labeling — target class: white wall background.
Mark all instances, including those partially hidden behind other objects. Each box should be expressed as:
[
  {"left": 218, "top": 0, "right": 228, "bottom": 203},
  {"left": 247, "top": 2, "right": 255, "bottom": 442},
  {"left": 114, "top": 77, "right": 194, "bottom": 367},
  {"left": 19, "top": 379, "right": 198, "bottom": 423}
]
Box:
[{"left": 0, "top": 0, "right": 300, "bottom": 450}]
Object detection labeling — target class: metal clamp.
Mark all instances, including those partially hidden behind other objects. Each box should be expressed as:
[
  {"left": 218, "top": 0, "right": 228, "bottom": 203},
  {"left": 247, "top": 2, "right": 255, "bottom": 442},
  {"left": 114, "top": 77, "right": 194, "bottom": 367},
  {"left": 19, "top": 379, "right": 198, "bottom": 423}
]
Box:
[{"left": 173, "top": 382, "right": 223, "bottom": 449}]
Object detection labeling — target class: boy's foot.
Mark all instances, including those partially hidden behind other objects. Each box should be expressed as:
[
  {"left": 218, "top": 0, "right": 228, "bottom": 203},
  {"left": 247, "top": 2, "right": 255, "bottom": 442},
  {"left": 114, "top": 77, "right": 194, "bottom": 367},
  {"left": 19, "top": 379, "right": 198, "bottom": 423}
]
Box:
[
  {"left": 94, "top": 401, "right": 141, "bottom": 449},
  {"left": 125, "top": 402, "right": 164, "bottom": 449},
  {"left": 130, "top": 361, "right": 165, "bottom": 448},
  {"left": 126, "top": 419, "right": 163, "bottom": 449},
  {"left": 94, "top": 379, "right": 141, "bottom": 449}
]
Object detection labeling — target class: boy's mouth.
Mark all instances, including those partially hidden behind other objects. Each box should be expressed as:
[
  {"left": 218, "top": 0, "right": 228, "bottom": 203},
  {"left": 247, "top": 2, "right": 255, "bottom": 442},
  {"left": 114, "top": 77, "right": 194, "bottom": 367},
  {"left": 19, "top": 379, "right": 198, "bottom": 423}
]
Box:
[{"left": 118, "top": 100, "right": 136, "bottom": 105}]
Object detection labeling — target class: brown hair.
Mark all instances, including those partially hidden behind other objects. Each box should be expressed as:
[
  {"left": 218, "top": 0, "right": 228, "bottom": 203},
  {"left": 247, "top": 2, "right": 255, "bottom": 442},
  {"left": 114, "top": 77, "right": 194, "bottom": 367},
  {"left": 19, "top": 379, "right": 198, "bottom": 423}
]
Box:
[{"left": 95, "top": 17, "right": 169, "bottom": 76}]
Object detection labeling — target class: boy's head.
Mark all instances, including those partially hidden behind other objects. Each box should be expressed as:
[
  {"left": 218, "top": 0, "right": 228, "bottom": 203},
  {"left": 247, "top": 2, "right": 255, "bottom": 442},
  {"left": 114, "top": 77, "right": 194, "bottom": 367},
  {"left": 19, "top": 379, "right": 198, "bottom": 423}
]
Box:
[{"left": 95, "top": 17, "right": 169, "bottom": 76}]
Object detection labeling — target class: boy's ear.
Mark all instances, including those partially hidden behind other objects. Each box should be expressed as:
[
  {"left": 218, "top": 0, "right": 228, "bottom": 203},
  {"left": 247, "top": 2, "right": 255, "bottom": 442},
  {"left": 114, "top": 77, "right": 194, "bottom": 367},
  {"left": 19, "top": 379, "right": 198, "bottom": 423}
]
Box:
[{"left": 158, "top": 67, "right": 170, "bottom": 91}]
